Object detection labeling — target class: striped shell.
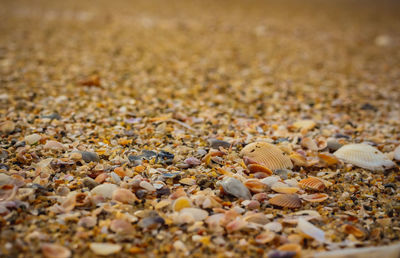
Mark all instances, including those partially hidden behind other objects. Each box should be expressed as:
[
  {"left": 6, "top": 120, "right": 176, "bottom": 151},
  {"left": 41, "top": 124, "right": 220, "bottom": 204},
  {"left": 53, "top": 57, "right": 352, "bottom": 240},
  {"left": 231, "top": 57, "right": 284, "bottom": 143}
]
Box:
[
  {"left": 301, "top": 193, "right": 329, "bottom": 203},
  {"left": 241, "top": 142, "right": 293, "bottom": 170},
  {"left": 298, "top": 177, "right": 325, "bottom": 191},
  {"left": 269, "top": 194, "right": 301, "bottom": 208},
  {"left": 334, "top": 144, "right": 395, "bottom": 171}
]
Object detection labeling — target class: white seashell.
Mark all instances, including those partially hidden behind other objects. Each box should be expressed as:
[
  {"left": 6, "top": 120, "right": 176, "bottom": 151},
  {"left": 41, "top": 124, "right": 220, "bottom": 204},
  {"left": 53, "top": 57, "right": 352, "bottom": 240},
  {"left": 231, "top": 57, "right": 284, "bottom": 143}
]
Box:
[
  {"left": 90, "top": 184, "right": 118, "bottom": 199},
  {"left": 315, "top": 243, "right": 400, "bottom": 258},
  {"left": 260, "top": 176, "right": 281, "bottom": 187},
  {"left": 220, "top": 177, "right": 251, "bottom": 200},
  {"left": 263, "top": 221, "right": 282, "bottom": 232},
  {"left": 394, "top": 145, "right": 400, "bottom": 161},
  {"left": 297, "top": 218, "right": 325, "bottom": 242},
  {"left": 334, "top": 144, "right": 395, "bottom": 171}
]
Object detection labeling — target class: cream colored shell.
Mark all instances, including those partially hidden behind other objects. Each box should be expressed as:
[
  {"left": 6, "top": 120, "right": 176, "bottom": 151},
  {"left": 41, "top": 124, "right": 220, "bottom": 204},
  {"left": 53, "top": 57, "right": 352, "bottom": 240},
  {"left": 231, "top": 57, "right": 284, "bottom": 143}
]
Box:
[
  {"left": 240, "top": 142, "right": 293, "bottom": 170},
  {"left": 334, "top": 143, "right": 395, "bottom": 171}
]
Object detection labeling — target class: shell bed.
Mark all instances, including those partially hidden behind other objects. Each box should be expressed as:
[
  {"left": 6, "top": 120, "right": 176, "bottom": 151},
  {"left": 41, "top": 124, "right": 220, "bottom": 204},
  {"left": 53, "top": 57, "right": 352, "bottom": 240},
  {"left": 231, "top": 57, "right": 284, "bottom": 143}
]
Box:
[{"left": 1, "top": 0, "right": 400, "bottom": 257}]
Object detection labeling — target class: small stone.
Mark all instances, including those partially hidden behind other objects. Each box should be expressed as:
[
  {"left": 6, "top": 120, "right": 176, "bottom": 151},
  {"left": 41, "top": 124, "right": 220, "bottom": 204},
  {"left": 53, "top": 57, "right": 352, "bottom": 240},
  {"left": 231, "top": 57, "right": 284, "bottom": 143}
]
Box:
[
  {"left": 220, "top": 177, "right": 251, "bottom": 200},
  {"left": 0, "top": 121, "right": 15, "bottom": 134},
  {"left": 44, "top": 140, "right": 65, "bottom": 150},
  {"left": 208, "top": 138, "right": 231, "bottom": 149},
  {"left": 110, "top": 219, "right": 134, "bottom": 234},
  {"left": 90, "top": 184, "right": 118, "bottom": 199},
  {"left": 79, "top": 151, "right": 100, "bottom": 163},
  {"left": 327, "top": 139, "right": 342, "bottom": 152},
  {"left": 173, "top": 196, "right": 192, "bottom": 212},
  {"left": 78, "top": 216, "right": 97, "bottom": 228},
  {"left": 138, "top": 216, "right": 165, "bottom": 229},
  {"left": 184, "top": 157, "right": 201, "bottom": 166},
  {"left": 112, "top": 188, "right": 138, "bottom": 204},
  {"left": 139, "top": 181, "right": 156, "bottom": 192},
  {"left": 41, "top": 243, "right": 71, "bottom": 258},
  {"left": 24, "top": 134, "right": 41, "bottom": 145},
  {"left": 89, "top": 243, "right": 122, "bottom": 256}
]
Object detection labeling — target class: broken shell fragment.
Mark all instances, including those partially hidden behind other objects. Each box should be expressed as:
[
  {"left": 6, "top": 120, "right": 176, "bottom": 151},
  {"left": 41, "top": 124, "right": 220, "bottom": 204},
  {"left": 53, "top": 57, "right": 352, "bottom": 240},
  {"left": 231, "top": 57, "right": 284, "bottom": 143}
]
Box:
[
  {"left": 112, "top": 188, "right": 138, "bottom": 204},
  {"left": 172, "top": 196, "right": 192, "bottom": 212},
  {"left": 290, "top": 152, "right": 308, "bottom": 167},
  {"left": 291, "top": 119, "right": 316, "bottom": 133},
  {"left": 297, "top": 218, "right": 325, "bottom": 242},
  {"left": 318, "top": 153, "right": 339, "bottom": 166},
  {"left": 334, "top": 144, "right": 395, "bottom": 171},
  {"left": 90, "top": 184, "right": 118, "bottom": 199},
  {"left": 269, "top": 194, "right": 301, "bottom": 208},
  {"left": 271, "top": 182, "right": 299, "bottom": 194},
  {"left": 277, "top": 243, "right": 302, "bottom": 256},
  {"left": 255, "top": 230, "right": 275, "bottom": 244},
  {"left": 341, "top": 224, "right": 366, "bottom": 238},
  {"left": 244, "top": 179, "right": 267, "bottom": 193},
  {"left": 298, "top": 177, "right": 325, "bottom": 191},
  {"left": 240, "top": 142, "right": 293, "bottom": 170}
]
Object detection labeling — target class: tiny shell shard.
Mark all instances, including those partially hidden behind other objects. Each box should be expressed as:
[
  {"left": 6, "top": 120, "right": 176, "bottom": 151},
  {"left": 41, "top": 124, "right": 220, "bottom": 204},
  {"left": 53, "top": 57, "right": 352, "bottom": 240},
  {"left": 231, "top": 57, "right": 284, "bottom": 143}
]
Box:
[
  {"left": 298, "top": 177, "right": 325, "bottom": 191},
  {"left": 334, "top": 144, "right": 395, "bottom": 171},
  {"left": 247, "top": 163, "right": 273, "bottom": 175},
  {"left": 269, "top": 194, "right": 301, "bottom": 208},
  {"left": 240, "top": 142, "right": 293, "bottom": 170}
]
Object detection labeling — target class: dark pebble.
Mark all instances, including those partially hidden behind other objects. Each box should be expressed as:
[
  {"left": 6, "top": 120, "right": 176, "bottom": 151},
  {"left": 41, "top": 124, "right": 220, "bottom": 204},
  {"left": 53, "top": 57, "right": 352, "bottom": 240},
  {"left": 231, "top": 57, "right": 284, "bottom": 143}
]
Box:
[
  {"left": 79, "top": 151, "right": 100, "bottom": 163},
  {"left": 334, "top": 133, "right": 351, "bottom": 139},
  {"left": 156, "top": 187, "right": 171, "bottom": 197},
  {"left": 82, "top": 177, "right": 99, "bottom": 189},
  {"left": 208, "top": 138, "right": 231, "bottom": 149},
  {"left": 141, "top": 150, "right": 157, "bottom": 159},
  {"left": 361, "top": 103, "right": 377, "bottom": 111},
  {"left": 138, "top": 216, "right": 165, "bottom": 229},
  {"left": 128, "top": 155, "right": 142, "bottom": 166},
  {"left": 14, "top": 141, "right": 26, "bottom": 148},
  {"left": 41, "top": 113, "right": 61, "bottom": 120},
  {"left": 156, "top": 150, "right": 174, "bottom": 164},
  {"left": 268, "top": 250, "right": 296, "bottom": 258},
  {"left": 0, "top": 163, "right": 9, "bottom": 171},
  {"left": 135, "top": 189, "right": 147, "bottom": 199}
]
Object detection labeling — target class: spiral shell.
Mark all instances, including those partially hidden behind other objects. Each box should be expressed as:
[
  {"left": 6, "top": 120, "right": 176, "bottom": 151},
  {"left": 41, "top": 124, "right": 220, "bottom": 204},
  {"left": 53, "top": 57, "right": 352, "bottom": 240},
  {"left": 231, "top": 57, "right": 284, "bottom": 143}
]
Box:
[
  {"left": 269, "top": 194, "right": 301, "bottom": 208},
  {"left": 334, "top": 144, "right": 395, "bottom": 171},
  {"left": 241, "top": 142, "right": 293, "bottom": 170}
]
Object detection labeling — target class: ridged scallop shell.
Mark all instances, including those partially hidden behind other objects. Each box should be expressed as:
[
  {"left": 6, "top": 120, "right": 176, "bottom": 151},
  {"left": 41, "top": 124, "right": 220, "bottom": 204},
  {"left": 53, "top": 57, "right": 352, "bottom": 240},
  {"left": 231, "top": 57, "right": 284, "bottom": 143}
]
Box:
[
  {"left": 269, "top": 194, "right": 301, "bottom": 208},
  {"left": 301, "top": 193, "right": 328, "bottom": 203},
  {"left": 241, "top": 142, "right": 293, "bottom": 170},
  {"left": 334, "top": 144, "right": 395, "bottom": 171},
  {"left": 298, "top": 177, "right": 325, "bottom": 191}
]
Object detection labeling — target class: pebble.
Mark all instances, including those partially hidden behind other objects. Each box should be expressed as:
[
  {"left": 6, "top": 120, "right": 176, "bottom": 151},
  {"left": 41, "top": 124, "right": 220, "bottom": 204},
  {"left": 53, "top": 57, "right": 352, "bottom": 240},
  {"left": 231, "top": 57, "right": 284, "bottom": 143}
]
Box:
[
  {"left": 79, "top": 151, "right": 100, "bottom": 163},
  {"left": 89, "top": 243, "right": 122, "bottom": 256},
  {"left": 208, "top": 138, "right": 231, "bottom": 149},
  {"left": 78, "top": 216, "right": 97, "bottom": 228},
  {"left": 0, "top": 121, "right": 15, "bottom": 134},
  {"left": 327, "top": 139, "right": 343, "bottom": 152},
  {"left": 220, "top": 177, "right": 252, "bottom": 200},
  {"left": 41, "top": 243, "right": 71, "bottom": 258},
  {"left": 90, "top": 184, "right": 118, "bottom": 199},
  {"left": 180, "top": 208, "right": 209, "bottom": 221},
  {"left": 138, "top": 216, "right": 165, "bottom": 229},
  {"left": 24, "top": 134, "right": 41, "bottom": 145},
  {"left": 112, "top": 188, "right": 138, "bottom": 204},
  {"left": 184, "top": 157, "right": 201, "bottom": 166},
  {"left": 44, "top": 140, "right": 65, "bottom": 150}
]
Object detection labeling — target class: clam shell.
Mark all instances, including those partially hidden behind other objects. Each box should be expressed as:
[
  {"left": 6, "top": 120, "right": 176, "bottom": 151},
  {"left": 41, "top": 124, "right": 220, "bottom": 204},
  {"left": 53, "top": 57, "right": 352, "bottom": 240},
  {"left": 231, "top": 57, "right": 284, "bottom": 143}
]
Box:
[
  {"left": 255, "top": 231, "right": 275, "bottom": 244},
  {"left": 269, "top": 194, "right": 301, "bottom": 208},
  {"left": 301, "top": 193, "right": 329, "bottom": 203},
  {"left": 240, "top": 142, "right": 293, "bottom": 170},
  {"left": 318, "top": 153, "right": 339, "bottom": 166},
  {"left": 41, "top": 243, "right": 71, "bottom": 258},
  {"left": 301, "top": 137, "right": 318, "bottom": 151},
  {"left": 244, "top": 179, "right": 267, "bottom": 193},
  {"left": 277, "top": 243, "right": 302, "bottom": 255},
  {"left": 333, "top": 144, "right": 395, "bottom": 171},
  {"left": 298, "top": 177, "right": 325, "bottom": 191},
  {"left": 290, "top": 152, "right": 308, "bottom": 167},
  {"left": 314, "top": 243, "right": 400, "bottom": 258},
  {"left": 271, "top": 182, "right": 299, "bottom": 194}
]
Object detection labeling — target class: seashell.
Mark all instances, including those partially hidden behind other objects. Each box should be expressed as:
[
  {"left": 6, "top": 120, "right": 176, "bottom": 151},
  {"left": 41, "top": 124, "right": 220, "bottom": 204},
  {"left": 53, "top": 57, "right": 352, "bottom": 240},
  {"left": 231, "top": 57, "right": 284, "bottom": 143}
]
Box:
[
  {"left": 0, "top": 121, "right": 15, "bottom": 134},
  {"left": 287, "top": 234, "right": 305, "bottom": 244},
  {"left": 315, "top": 136, "right": 328, "bottom": 150},
  {"left": 90, "top": 184, "right": 118, "bottom": 199},
  {"left": 155, "top": 199, "right": 171, "bottom": 210},
  {"left": 247, "top": 163, "right": 273, "bottom": 175},
  {"left": 205, "top": 213, "right": 225, "bottom": 228},
  {"left": 264, "top": 221, "right": 283, "bottom": 232},
  {"left": 139, "top": 181, "right": 156, "bottom": 192},
  {"left": 24, "top": 134, "right": 41, "bottom": 145},
  {"left": 226, "top": 218, "right": 247, "bottom": 232},
  {"left": 271, "top": 182, "right": 299, "bottom": 194},
  {"left": 253, "top": 172, "right": 270, "bottom": 179},
  {"left": 341, "top": 224, "right": 366, "bottom": 238},
  {"left": 244, "top": 179, "right": 267, "bottom": 193},
  {"left": 44, "top": 140, "right": 66, "bottom": 151},
  {"left": 243, "top": 213, "right": 269, "bottom": 225},
  {"left": 260, "top": 176, "right": 281, "bottom": 187},
  {"left": 394, "top": 145, "right": 400, "bottom": 161},
  {"left": 240, "top": 142, "right": 293, "bottom": 170},
  {"left": 179, "top": 178, "right": 196, "bottom": 186},
  {"left": 314, "top": 243, "right": 400, "bottom": 258},
  {"left": 298, "top": 177, "right": 325, "bottom": 191},
  {"left": 78, "top": 216, "right": 97, "bottom": 228},
  {"left": 110, "top": 219, "right": 133, "bottom": 234},
  {"left": 318, "top": 153, "right": 339, "bottom": 166},
  {"left": 41, "top": 243, "right": 71, "bottom": 258},
  {"left": 75, "top": 193, "right": 90, "bottom": 207},
  {"left": 112, "top": 188, "right": 138, "bottom": 204},
  {"left": 277, "top": 243, "right": 302, "bottom": 255},
  {"left": 333, "top": 144, "right": 395, "bottom": 171},
  {"left": 89, "top": 243, "right": 122, "bottom": 256},
  {"left": 172, "top": 196, "right": 192, "bottom": 212},
  {"left": 269, "top": 194, "right": 301, "bottom": 208},
  {"left": 220, "top": 177, "right": 251, "bottom": 200},
  {"left": 301, "top": 137, "right": 318, "bottom": 151},
  {"left": 255, "top": 230, "right": 275, "bottom": 244},
  {"left": 301, "top": 193, "right": 329, "bottom": 203},
  {"left": 297, "top": 218, "right": 325, "bottom": 242},
  {"left": 291, "top": 119, "right": 316, "bottom": 133},
  {"left": 290, "top": 152, "right": 308, "bottom": 167},
  {"left": 180, "top": 208, "right": 208, "bottom": 221}
]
